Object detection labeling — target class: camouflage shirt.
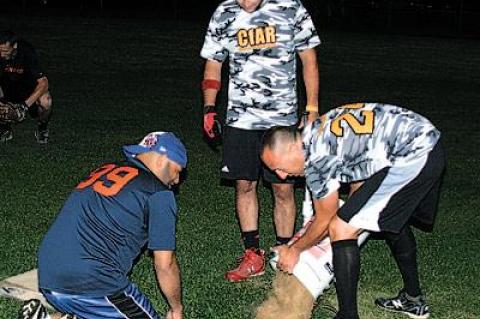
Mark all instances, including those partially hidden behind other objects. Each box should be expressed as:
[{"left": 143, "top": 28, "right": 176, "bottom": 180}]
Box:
[
  {"left": 201, "top": 0, "right": 320, "bottom": 130},
  {"left": 304, "top": 103, "right": 441, "bottom": 199}
]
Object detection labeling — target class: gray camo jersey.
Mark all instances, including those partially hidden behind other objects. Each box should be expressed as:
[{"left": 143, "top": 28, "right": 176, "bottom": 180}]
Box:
[
  {"left": 304, "top": 103, "right": 441, "bottom": 199},
  {"left": 201, "top": 0, "right": 320, "bottom": 130}
]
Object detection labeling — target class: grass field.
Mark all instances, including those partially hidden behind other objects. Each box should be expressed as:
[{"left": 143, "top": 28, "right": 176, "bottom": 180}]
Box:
[{"left": 1, "top": 14, "right": 479, "bottom": 319}]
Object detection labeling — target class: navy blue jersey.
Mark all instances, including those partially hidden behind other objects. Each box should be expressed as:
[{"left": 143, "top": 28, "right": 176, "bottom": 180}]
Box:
[
  {"left": 38, "top": 158, "right": 178, "bottom": 296},
  {"left": 0, "top": 40, "right": 45, "bottom": 102}
]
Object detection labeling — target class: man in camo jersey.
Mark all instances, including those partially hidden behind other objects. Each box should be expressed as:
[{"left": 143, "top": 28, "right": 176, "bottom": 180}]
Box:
[
  {"left": 200, "top": 0, "right": 321, "bottom": 282},
  {"left": 261, "top": 103, "right": 446, "bottom": 319}
]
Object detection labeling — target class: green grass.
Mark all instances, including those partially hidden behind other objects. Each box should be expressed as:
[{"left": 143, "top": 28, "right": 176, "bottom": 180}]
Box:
[{"left": 1, "top": 15, "right": 479, "bottom": 319}]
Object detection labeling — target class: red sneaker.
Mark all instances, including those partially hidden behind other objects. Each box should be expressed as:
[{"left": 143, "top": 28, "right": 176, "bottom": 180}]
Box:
[{"left": 225, "top": 248, "right": 266, "bottom": 282}]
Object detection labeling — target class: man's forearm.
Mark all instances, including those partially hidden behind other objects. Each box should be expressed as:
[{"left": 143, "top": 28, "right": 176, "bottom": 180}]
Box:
[
  {"left": 203, "top": 87, "right": 219, "bottom": 106},
  {"left": 155, "top": 257, "right": 183, "bottom": 312},
  {"left": 203, "top": 60, "right": 222, "bottom": 106},
  {"left": 291, "top": 192, "right": 338, "bottom": 252},
  {"left": 291, "top": 215, "right": 330, "bottom": 252},
  {"left": 303, "top": 63, "right": 319, "bottom": 108},
  {"left": 300, "top": 49, "right": 319, "bottom": 111},
  {"left": 25, "top": 77, "right": 48, "bottom": 107}
]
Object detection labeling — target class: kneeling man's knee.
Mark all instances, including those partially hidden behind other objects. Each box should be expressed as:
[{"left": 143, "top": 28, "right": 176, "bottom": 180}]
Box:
[{"left": 39, "top": 92, "right": 52, "bottom": 110}]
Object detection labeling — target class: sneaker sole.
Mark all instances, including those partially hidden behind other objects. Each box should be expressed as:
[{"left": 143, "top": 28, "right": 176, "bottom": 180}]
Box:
[
  {"left": 376, "top": 304, "right": 430, "bottom": 319},
  {"left": 226, "top": 270, "right": 265, "bottom": 283}
]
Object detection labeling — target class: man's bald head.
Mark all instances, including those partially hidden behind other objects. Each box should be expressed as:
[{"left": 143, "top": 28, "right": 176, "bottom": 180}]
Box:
[
  {"left": 262, "top": 126, "right": 301, "bottom": 156},
  {"left": 261, "top": 126, "right": 305, "bottom": 180}
]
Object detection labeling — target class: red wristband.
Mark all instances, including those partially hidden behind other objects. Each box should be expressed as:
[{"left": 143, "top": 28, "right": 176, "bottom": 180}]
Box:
[{"left": 202, "top": 79, "right": 221, "bottom": 91}]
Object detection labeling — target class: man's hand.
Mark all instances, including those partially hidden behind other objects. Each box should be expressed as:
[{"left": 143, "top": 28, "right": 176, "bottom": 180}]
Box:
[
  {"left": 272, "top": 244, "right": 301, "bottom": 274},
  {"left": 153, "top": 251, "right": 183, "bottom": 317},
  {"left": 166, "top": 307, "right": 183, "bottom": 319},
  {"left": 306, "top": 111, "right": 319, "bottom": 123},
  {"left": 298, "top": 110, "right": 319, "bottom": 130},
  {"left": 203, "top": 105, "right": 222, "bottom": 148}
]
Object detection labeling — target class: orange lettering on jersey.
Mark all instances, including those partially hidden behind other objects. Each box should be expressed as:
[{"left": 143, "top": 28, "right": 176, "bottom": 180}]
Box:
[
  {"left": 76, "top": 164, "right": 139, "bottom": 197},
  {"left": 331, "top": 111, "right": 374, "bottom": 137},
  {"left": 255, "top": 27, "right": 266, "bottom": 45},
  {"left": 93, "top": 166, "right": 139, "bottom": 197},
  {"left": 237, "top": 25, "right": 277, "bottom": 51},
  {"left": 264, "top": 26, "right": 276, "bottom": 44},
  {"left": 77, "top": 164, "right": 117, "bottom": 189},
  {"left": 248, "top": 29, "right": 256, "bottom": 46},
  {"left": 237, "top": 29, "right": 249, "bottom": 47}
]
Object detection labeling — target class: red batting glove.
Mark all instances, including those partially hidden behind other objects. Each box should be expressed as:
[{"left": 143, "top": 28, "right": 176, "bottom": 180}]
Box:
[{"left": 203, "top": 105, "right": 222, "bottom": 141}]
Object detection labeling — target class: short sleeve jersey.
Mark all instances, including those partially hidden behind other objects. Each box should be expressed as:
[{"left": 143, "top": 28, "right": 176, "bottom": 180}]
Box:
[
  {"left": 0, "top": 40, "right": 45, "bottom": 102},
  {"left": 304, "top": 103, "right": 441, "bottom": 200},
  {"left": 201, "top": 0, "right": 320, "bottom": 130},
  {"left": 38, "top": 158, "right": 178, "bottom": 296}
]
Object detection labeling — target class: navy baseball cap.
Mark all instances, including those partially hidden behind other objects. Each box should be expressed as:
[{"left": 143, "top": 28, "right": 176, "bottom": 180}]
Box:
[{"left": 123, "top": 131, "right": 187, "bottom": 168}]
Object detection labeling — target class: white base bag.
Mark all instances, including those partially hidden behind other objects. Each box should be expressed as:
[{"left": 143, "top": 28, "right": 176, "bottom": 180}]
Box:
[{"left": 270, "top": 189, "right": 370, "bottom": 299}]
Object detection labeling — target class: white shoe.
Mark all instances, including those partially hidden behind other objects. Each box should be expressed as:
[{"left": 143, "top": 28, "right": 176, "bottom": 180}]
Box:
[{"left": 18, "top": 299, "right": 51, "bottom": 319}]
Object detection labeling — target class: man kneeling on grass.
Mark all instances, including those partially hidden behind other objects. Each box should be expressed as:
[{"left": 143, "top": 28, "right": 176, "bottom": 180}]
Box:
[
  {"left": 260, "top": 103, "right": 445, "bottom": 319},
  {"left": 19, "top": 132, "right": 187, "bottom": 319}
]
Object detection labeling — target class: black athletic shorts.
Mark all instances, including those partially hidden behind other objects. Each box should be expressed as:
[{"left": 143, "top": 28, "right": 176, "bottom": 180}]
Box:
[
  {"left": 221, "top": 126, "right": 296, "bottom": 184},
  {"left": 338, "top": 140, "right": 446, "bottom": 233}
]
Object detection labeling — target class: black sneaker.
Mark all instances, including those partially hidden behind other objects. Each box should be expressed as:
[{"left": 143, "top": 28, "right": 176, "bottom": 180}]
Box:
[
  {"left": 375, "top": 290, "right": 430, "bottom": 319},
  {"left": 18, "top": 299, "right": 49, "bottom": 319},
  {"left": 0, "top": 128, "right": 13, "bottom": 142},
  {"left": 35, "top": 128, "right": 49, "bottom": 144}
]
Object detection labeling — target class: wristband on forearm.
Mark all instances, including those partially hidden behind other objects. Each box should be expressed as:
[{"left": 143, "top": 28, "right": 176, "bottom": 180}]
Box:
[
  {"left": 202, "top": 79, "right": 221, "bottom": 91},
  {"left": 305, "top": 104, "right": 318, "bottom": 113}
]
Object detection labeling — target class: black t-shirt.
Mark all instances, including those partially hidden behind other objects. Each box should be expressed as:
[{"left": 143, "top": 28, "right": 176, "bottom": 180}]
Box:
[{"left": 0, "top": 40, "right": 45, "bottom": 102}]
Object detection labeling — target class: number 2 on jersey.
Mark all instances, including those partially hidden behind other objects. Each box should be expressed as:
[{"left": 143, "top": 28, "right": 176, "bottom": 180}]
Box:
[
  {"left": 331, "top": 109, "right": 374, "bottom": 137},
  {"left": 76, "top": 164, "right": 139, "bottom": 196}
]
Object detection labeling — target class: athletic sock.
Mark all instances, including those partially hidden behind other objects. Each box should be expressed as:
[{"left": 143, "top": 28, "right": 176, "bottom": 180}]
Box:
[
  {"left": 332, "top": 239, "right": 360, "bottom": 319},
  {"left": 386, "top": 226, "right": 422, "bottom": 297},
  {"left": 275, "top": 236, "right": 291, "bottom": 246},
  {"left": 242, "top": 230, "right": 259, "bottom": 250},
  {"left": 38, "top": 122, "right": 48, "bottom": 131}
]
